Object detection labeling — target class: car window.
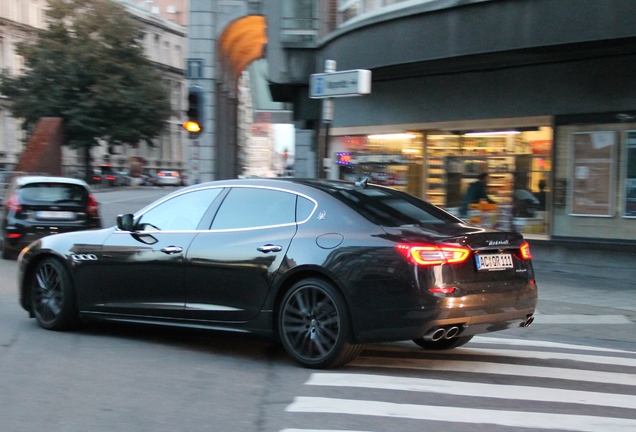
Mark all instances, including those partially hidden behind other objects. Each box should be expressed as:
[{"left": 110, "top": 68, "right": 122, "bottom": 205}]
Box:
[
  {"left": 212, "top": 187, "right": 297, "bottom": 230},
  {"left": 296, "top": 196, "right": 316, "bottom": 222},
  {"left": 19, "top": 183, "right": 88, "bottom": 204},
  {"left": 331, "top": 187, "right": 460, "bottom": 227},
  {"left": 136, "top": 188, "right": 221, "bottom": 231}
]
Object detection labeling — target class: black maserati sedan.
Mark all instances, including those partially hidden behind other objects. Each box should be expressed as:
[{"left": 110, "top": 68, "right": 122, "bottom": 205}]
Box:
[{"left": 17, "top": 178, "right": 537, "bottom": 368}]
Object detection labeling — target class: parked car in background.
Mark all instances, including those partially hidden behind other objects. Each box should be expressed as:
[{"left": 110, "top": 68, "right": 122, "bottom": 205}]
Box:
[
  {"left": 139, "top": 171, "right": 156, "bottom": 186},
  {"left": 16, "top": 178, "right": 537, "bottom": 368},
  {"left": 96, "top": 164, "right": 129, "bottom": 186},
  {"left": 155, "top": 170, "right": 182, "bottom": 186},
  {"left": 2, "top": 176, "right": 101, "bottom": 259}
]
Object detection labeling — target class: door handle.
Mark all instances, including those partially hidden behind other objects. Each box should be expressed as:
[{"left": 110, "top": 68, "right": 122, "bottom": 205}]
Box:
[
  {"left": 161, "top": 245, "right": 183, "bottom": 254},
  {"left": 257, "top": 244, "right": 283, "bottom": 253}
]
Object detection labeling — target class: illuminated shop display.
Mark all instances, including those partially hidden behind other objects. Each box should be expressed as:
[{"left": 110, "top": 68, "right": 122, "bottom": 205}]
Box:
[{"left": 334, "top": 127, "right": 553, "bottom": 236}]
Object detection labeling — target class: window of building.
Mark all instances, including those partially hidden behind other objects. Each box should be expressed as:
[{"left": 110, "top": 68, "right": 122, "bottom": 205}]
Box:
[
  {"left": 281, "top": 0, "right": 318, "bottom": 43},
  {"left": 552, "top": 121, "right": 636, "bottom": 240}
]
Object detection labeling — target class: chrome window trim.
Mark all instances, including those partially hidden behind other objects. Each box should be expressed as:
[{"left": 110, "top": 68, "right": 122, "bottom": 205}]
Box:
[{"left": 116, "top": 184, "right": 319, "bottom": 234}]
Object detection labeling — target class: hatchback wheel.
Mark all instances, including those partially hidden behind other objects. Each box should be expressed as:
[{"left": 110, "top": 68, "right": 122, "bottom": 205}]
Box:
[
  {"left": 31, "top": 258, "right": 78, "bottom": 330},
  {"left": 279, "top": 278, "right": 362, "bottom": 369},
  {"left": 412, "top": 335, "right": 474, "bottom": 350}
]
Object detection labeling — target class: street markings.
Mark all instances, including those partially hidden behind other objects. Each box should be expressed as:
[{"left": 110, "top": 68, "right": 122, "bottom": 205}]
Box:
[{"left": 281, "top": 337, "right": 636, "bottom": 432}]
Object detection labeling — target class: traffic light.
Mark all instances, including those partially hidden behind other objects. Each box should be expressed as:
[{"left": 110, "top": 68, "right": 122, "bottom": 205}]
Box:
[{"left": 183, "top": 86, "right": 205, "bottom": 138}]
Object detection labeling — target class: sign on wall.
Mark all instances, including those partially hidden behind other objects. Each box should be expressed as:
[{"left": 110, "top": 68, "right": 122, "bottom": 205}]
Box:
[
  {"left": 624, "top": 130, "right": 636, "bottom": 218},
  {"left": 568, "top": 131, "right": 617, "bottom": 217}
]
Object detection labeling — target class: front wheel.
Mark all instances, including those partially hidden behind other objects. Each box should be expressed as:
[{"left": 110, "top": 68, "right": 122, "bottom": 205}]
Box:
[
  {"left": 30, "top": 257, "right": 79, "bottom": 330},
  {"left": 412, "top": 335, "right": 474, "bottom": 350},
  {"left": 278, "top": 278, "right": 362, "bottom": 369}
]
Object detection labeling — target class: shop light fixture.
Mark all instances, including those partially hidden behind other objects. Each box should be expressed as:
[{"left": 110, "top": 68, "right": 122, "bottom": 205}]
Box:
[
  {"left": 463, "top": 130, "right": 521, "bottom": 137},
  {"left": 367, "top": 133, "right": 416, "bottom": 140}
]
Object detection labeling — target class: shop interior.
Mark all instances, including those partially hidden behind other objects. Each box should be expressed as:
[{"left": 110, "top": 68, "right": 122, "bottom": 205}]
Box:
[{"left": 334, "top": 127, "right": 553, "bottom": 236}]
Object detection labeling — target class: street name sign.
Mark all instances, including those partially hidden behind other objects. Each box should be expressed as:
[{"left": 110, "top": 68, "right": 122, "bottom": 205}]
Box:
[{"left": 309, "top": 69, "right": 371, "bottom": 98}]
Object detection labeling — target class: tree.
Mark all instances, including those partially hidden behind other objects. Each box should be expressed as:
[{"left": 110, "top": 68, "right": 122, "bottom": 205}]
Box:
[{"left": 0, "top": 0, "right": 172, "bottom": 180}]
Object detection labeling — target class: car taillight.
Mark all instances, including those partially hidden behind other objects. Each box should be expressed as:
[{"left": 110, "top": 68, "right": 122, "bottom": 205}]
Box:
[
  {"left": 157, "top": 172, "right": 165, "bottom": 177},
  {"left": 87, "top": 193, "right": 99, "bottom": 217},
  {"left": 396, "top": 243, "right": 471, "bottom": 266},
  {"left": 106, "top": 175, "right": 116, "bottom": 181},
  {"left": 519, "top": 241, "right": 532, "bottom": 260},
  {"left": 6, "top": 192, "right": 21, "bottom": 212},
  {"left": 171, "top": 172, "right": 179, "bottom": 177}
]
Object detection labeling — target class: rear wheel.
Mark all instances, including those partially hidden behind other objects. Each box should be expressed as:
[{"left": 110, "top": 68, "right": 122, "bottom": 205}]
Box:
[
  {"left": 278, "top": 278, "right": 362, "bottom": 369},
  {"left": 30, "top": 258, "right": 78, "bottom": 330},
  {"left": 412, "top": 335, "right": 474, "bottom": 350}
]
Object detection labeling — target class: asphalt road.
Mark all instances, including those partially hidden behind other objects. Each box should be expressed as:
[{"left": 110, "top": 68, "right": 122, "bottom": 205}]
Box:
[{"left": 0, "top": 186, "right": 634, "bottom": 431}]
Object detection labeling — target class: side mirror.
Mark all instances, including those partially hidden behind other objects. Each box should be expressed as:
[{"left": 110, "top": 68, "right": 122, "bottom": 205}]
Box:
[{"left": 116, "top": 214, "right": 135, "bottom": 231}]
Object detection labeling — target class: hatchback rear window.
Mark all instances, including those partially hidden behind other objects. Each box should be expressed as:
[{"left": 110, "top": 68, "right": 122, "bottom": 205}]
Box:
[{"left": 19, "top": 183, "right": 88, "bottom": 204}]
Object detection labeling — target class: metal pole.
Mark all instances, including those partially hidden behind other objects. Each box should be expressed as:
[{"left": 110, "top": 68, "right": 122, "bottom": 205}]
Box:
[{"left": 321, "top": 60, "right": 336, "bottom": 179}]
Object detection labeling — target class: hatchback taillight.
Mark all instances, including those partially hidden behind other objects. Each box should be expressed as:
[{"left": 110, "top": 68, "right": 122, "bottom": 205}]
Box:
[
  {"left": 87, "top": 193, "right": 99, "bottom": 218},
  {"left": 519, "top": 241, "right": 532, "bottom": 260},
  {"left": 6, "top": 192, "right": 21, "bottom": 212},
  {"left": 396, "top": 243, "right": 471, "bottom": 266}
]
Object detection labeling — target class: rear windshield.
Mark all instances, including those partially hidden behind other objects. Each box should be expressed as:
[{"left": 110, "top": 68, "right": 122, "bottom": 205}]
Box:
[
  {"left": 328, "top": 185, "right": 461, "bottom": 227},
  {"left": 19, "top": 183, "right": 88, "bottom": 205}
]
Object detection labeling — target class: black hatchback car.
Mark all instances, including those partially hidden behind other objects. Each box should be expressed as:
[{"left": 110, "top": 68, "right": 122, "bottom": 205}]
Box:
[
  {"left": 2, "top": 176, "right": 102, "bottom": 259},
  {"left": 17, "top": 178, "right": 537, "bottom": 368}
]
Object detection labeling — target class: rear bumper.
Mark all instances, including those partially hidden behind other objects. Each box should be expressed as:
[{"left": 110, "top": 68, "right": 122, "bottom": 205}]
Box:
[{"left": 352, "top": 283, "right": 538, "bottom": 343}]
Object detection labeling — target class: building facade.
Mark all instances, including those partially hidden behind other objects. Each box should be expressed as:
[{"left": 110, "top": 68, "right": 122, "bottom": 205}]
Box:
[
  {"left": 0, "top": 0, "right": 187, "bottom": 178},
  {"left": 263, "top": 0, "right": 636, "bottom": 258}
]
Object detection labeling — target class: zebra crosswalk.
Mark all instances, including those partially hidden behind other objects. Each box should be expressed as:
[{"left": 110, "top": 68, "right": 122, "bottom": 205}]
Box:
[{"left": 279, "top": 336, "right": 636, "bottom": 432}]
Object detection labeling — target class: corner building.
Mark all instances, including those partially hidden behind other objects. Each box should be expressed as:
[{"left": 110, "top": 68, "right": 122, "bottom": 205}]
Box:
[{"left": 263, "top": 0, "right": 636, "bottom": 276}]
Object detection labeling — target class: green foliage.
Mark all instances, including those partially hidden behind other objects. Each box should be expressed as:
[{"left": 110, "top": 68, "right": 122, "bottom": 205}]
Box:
[{"left": 0, "top": 0, "right": 172, "bottom": 150}]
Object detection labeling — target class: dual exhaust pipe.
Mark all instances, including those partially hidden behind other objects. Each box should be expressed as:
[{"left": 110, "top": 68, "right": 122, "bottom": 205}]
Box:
[
  {"left": 425, "top": 315, "right": 534, "bottom": 342},
  {"left": 425, "top": 325, "right": 461, "bottom": 342}
]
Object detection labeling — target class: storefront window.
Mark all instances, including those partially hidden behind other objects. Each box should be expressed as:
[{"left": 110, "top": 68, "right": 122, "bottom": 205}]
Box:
[
  {"left": 552, "top": 122, "right": 636, "bottom": 240},
  {"left": 335, "top": 133, "right": 424, "bottom": 197},
  {"left": 332, "top": 127, "right": 553, "bottom": 237},
  {"left": 424, "top": 127, "right": 553, "bottom": 236}
]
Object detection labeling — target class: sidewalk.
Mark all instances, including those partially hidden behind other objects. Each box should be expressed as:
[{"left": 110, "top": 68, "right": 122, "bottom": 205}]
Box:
[{"left": 510, "top": 264, "right": 636, "bottom": 348}]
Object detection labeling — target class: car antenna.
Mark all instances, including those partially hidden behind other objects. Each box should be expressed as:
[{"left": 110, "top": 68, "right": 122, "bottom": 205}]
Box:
[{"left": 355, "top": 177, "right": 369, "bottom": 189}]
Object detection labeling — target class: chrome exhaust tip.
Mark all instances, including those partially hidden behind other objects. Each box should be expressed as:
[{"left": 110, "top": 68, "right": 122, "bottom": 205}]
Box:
[
  {"left": 426, "top": 327, "right": 447, "bottom": 342},
  {"left": 445, "top": 326, "right": 460, "bottom": 339},
  {"left": 520, "top": 315, "right": 535, "bottom": 327}
]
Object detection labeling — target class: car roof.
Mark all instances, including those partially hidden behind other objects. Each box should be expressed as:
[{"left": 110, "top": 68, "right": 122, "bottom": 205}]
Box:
[
  {"left": 177, "top": 177, "right": 385, "bottom": 197},
  {"left": 12, "top": 175, "right": 90, "bottom": 188}
]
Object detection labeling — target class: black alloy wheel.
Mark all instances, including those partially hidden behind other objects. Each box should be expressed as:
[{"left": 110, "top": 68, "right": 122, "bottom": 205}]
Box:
[
  {"left": 31, "top": 258, "right": 78, "bottom": 330},
  {"left": 279, "top": 278, "right": 362, "bottom": 369},
  {"left": 412, "top": 335, "right": 474, "bottom": 350}
]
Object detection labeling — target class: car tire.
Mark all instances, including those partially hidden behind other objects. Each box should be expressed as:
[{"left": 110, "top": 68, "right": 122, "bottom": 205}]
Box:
[
  {"left": 30, "top": 257, "right": 79, "bottom": 331},
  {"left": 278, "top": 278, "right": 362, "bottom": 369},
  {"left": 412, "top": 335, "right": 474, "bottom": 350}
]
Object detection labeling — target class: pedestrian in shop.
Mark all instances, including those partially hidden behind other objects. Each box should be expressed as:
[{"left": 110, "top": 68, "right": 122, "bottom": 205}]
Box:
[
  {"left": 534, "top": 179, "right": 547, "bottom": 210},
  {"left": 460, "top": 172, "right": 495, "bottom": 217}
]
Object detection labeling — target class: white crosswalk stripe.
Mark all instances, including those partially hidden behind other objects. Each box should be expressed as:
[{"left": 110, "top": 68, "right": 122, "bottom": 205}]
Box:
[{"left": 281, "top": 337, "right": 636, "bottom": 432}]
